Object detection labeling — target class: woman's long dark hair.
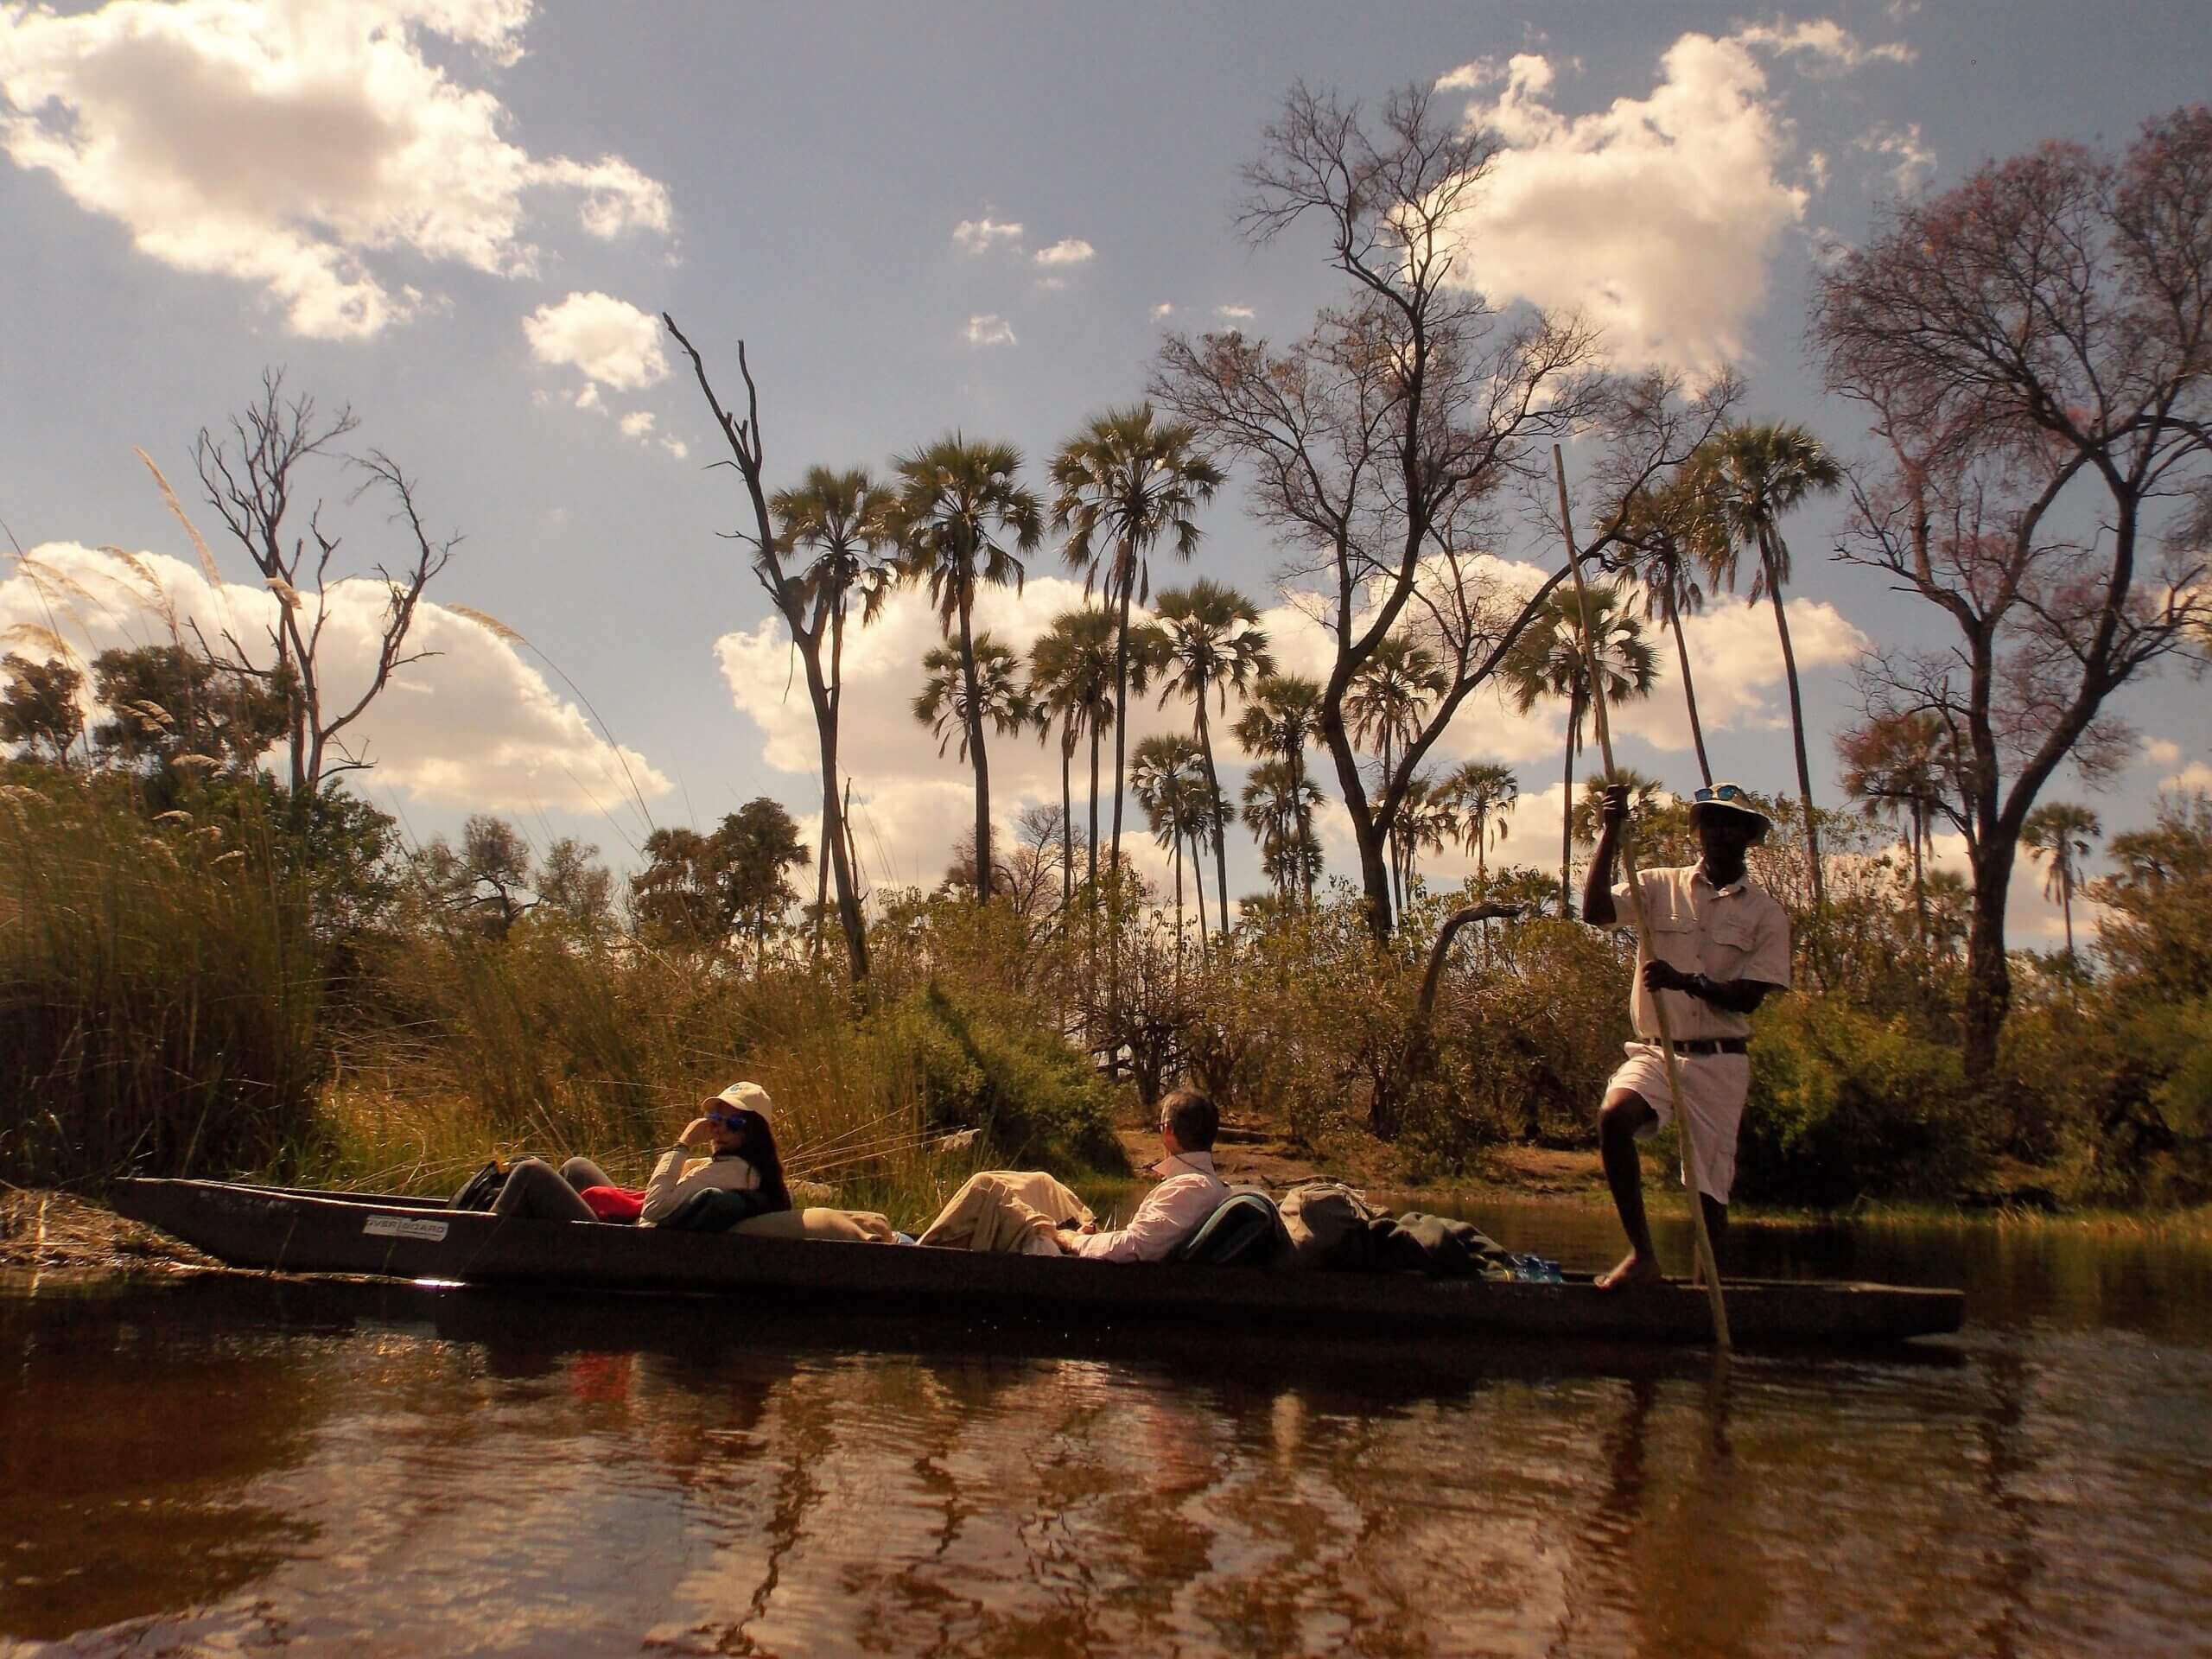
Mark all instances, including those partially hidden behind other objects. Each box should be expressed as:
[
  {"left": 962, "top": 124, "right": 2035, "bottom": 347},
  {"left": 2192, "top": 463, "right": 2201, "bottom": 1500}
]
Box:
[{"left": 721, "top": 1109, "right": 791, "bottom": 1212}]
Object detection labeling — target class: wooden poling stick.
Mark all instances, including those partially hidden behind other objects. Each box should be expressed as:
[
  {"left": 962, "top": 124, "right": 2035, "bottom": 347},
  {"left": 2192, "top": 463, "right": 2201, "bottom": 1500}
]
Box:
[{"left": 1553, "top": 444, "right": 1732, "bottom": 1351}]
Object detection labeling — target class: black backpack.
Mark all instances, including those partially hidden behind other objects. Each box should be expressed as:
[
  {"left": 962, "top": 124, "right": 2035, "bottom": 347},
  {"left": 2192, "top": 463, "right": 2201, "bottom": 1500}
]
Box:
[{"left": 448, "top": 1161, "right": 505, "bottom": 1212}]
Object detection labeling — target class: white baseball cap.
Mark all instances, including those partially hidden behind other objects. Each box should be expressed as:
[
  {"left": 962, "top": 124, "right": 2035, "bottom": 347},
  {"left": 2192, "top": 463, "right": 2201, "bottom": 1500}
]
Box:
[{"left": 705, "top": 1081, "right": 773, "bottom": 1122}]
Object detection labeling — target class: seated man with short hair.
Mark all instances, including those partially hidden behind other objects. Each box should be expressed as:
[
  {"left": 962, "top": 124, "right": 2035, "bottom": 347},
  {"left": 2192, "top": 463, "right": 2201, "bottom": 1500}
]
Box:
[{"left": 917, "top": 1088, "right": 1227, "bottom": 1261}]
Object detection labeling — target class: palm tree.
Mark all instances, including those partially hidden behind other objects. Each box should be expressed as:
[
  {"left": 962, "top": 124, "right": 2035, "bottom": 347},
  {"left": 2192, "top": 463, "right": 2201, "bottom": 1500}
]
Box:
[
  {"left": 1615, "top": 474, "right": 1717, "bottom": 787},
  {"left": 1344, "top": 634, "right": 1447, "bottom": 906},
  {"left": 1501, "top": 584, "right": 1658, "bottom": 917},
  {"left": 1240, "top": 757, "right": 1325, "bottom": 901},
  {"left": 912, "top": 635, "right": 1033, "bottom": 766},
  {"left": 887, "top": 435, "right": 1043, "bottom": 901},
  {"left": 1130, "top": 733, "right": 1212, "bottom": 952},
  {"left": 1233, "top": 674, "right": 1325, "bottom": 906},
  {"left": 1688, "top": 421, "right": 1845, "bottom": 908},
  {"left": 1443, "top": 761, "right": 1518, "bottom": 882},
  {"left": 2024, "top": 802, "right": 2102, "bottom": 957},
  {"left": 1570, "top": 768, "right": 1666, "bottom": 849},
  {"left": 1152, "top": 579, "right": 1276, "bottom": 944},
  {"left": 1028, "top": 608, "right": 1126, "bottom": 910},
  {"left": 772, "top": 466, "right": 896, "bottom": 952},
  {"left": 1395, "top": 772, "right": 1459, "bottom": 907},
  {"left": 1838, "top": 710, "right": 1955, "bottom": 951},
  {"left": 1050, "top": 405, "right": 1224, "bottom": 887}
]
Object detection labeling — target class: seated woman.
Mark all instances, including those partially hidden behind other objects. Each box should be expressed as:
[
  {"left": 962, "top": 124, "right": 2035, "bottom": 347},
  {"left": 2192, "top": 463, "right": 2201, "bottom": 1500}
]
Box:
[
  {"left": 481, "top": 1082, "right": 791, "bottom": 1227},
  {"left": 917, "top": 1088, "right": 1226, "bottom": 1261}
]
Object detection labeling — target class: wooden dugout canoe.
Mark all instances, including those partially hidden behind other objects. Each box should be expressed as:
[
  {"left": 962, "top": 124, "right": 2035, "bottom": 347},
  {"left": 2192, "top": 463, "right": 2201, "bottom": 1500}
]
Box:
[{"left": 108, "top": 1179, "right": 1967, "bottom": 1347}]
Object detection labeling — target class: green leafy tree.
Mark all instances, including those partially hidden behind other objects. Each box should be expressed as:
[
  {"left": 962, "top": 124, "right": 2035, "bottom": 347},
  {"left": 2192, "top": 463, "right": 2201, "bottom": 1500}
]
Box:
[
  {"left": 1152, "top": 579, "right": 1275, "bottom": 944},
  {"left": 1233, "top": 674, "right": 1325, "bottom": 906},
  {"left": 718, "top": 797, "right": 811, "bottom": 973},
  {"left": 2024, "top": 802, "right": 2102, "bottom": 957},
  {"left": 0, "top": 652, "right": 84, "bottom": 766},
  {"left": 1049, "top": 404, "right": 1224, "bottom": 886},
  {"left": 887, "top": 435, "right": 1043, "bottom": 902},
  {"left": 1501, "top": 585, "right": 1658, "bottom": 916},
  {"left": 88, "top": 643, "right": 290, "bottom": 775}
]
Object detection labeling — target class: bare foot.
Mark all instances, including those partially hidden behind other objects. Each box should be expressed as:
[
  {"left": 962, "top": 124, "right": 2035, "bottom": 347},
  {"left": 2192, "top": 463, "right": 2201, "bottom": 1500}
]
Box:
[{"left": 1595, "top": 1252, "right": 1665, "bottom": 1291}]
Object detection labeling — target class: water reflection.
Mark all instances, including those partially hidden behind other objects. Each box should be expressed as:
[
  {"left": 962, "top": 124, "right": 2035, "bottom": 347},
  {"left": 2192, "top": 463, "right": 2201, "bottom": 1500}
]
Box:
[{"left": 6, "top": 1217, "right": 2211, "bottom": 1656}]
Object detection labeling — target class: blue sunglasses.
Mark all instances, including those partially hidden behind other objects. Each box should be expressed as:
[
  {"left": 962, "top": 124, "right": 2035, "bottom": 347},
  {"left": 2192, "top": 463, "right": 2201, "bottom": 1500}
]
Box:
[{"left": 1693, "top": 784, "right": 1750, "bottom": 804}]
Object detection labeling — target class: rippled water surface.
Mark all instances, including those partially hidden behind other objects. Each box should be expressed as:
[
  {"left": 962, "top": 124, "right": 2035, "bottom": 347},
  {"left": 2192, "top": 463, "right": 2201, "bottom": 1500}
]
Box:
[{"left": 7, "top": 1205, "right": 2211, "bottom": 1657}]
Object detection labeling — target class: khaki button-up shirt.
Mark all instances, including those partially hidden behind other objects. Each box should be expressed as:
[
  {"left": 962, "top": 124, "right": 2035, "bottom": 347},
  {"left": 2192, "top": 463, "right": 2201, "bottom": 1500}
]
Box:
[{"left": 1611, "top": 864, "right": 1791, "bottom": 1040}]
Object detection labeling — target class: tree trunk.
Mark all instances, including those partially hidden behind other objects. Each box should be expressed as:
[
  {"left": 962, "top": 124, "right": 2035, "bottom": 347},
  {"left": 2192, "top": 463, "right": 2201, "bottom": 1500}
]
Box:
[
  {"left": 1962, "top": 838, "right": 2018, "bottom": 1081},
  {"left": 1194, "top": 696, "right": 1230, "bottom": 947},
  {"left": 1087, "top": 715, "right": 1101, "bottom": 896},
  {"left": 1560, "top": 690, "right": 1582, "bottom": 919},
  {"left": 1763, "top": 537, "right": 1825, "bottom": 911},
  {"left": 1059, "top": 734, "right": 1074, "bottom": 914},
  {"left": 1910, "top": 804, "right": 1928, "bottom": 955},
  {"left": 1668, "top": 598, "right": 1713, "bottom": 787},
  {"left": 1192, "top": 829, "right": 1210, "bottom": 963},
  {"left": 804, "top": 625, "right": 869, "bottom": 982},
  {"left": 1110, "top": 575, "right": 1133, "bottom": 874},
  {"left": 957, "top": 586, "right": 991, "bottom": 903}
]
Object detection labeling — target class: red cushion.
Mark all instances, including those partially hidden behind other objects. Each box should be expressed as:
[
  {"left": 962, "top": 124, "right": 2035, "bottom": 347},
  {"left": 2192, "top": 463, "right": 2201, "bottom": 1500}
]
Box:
[{"left": 580, "top": 1185, "right": 645, "bottom": 1223}]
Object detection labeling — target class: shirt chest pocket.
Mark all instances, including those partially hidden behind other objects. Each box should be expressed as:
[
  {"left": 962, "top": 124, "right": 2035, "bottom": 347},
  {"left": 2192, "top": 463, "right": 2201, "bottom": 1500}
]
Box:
[{"left": 1705, "top": 912, "right": 1757, "bottom": 973}]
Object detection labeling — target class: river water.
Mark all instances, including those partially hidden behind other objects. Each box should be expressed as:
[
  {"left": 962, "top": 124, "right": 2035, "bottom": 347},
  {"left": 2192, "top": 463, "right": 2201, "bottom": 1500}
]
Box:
[{"left": 6, "top": 1204, "right": 2210, "bottom": 1657}]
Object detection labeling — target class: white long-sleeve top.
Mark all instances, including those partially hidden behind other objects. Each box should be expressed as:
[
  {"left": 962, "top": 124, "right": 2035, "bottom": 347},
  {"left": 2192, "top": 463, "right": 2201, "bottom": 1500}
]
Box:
[
  {"left": 639, "top": 1147, "right": 762, "bottom": 1226},
  {"left": 1069, "top": 1150, "right": 1226, "bottom": 1263}
]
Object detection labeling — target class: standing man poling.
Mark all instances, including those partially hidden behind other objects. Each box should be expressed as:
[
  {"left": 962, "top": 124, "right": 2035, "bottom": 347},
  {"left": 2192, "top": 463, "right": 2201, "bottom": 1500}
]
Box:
[{"left": 1582, "top": 782, "right": 1790, "bottom": 1290}]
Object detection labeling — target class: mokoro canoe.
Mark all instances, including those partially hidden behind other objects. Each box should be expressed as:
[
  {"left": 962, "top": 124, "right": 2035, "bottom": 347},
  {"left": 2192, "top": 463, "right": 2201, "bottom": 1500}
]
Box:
[{"left": 110, "top": 1179, "right": 1967, "bottom": 1347}]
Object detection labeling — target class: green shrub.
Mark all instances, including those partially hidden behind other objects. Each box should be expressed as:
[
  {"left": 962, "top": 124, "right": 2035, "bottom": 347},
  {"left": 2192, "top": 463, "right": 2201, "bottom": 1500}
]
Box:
[
  {"left": 874, "top": 982, "right": 1126, "bottom": 1175},
  {"left": 1737, "top": 995, "right": 1988, "bottom": 1205}
]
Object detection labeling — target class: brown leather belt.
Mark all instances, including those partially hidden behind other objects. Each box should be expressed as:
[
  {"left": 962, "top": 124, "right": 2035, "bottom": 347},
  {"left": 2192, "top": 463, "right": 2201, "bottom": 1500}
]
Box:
[{"left": 1664, "top": 1037, "right": 1749, "bottom": 1056}]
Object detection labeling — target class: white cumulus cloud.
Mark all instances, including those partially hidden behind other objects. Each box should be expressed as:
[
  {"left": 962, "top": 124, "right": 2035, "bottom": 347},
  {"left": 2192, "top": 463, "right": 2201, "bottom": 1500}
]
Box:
[
  {"left": 619, "top": 411, "right": 655, "bottom": 439},
  {"left": 966, "top": 313, "right": 1017, "bottom": 347},
  {"left": 1215, "top": 304, "right": 1255, "bottom": 321},
  {"left": 0, "top": 0, "right": 671, "bottom": 339},
  {"left": 2, "top": 543, "right": 670, "bottom": 811},
  {"left": 524, "top": 291, "right": 669, "bottom": 391},
  {"left": 1434, "top": 23, "right": 1903, "bottom": 377},
  {"left": 1034, "top": 238, "right": 1095, "bottom": 266}
]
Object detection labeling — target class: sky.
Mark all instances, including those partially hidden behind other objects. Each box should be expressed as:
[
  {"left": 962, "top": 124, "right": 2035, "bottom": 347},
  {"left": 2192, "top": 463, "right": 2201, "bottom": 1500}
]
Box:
[{"left": 3, "top": 0, "right": 2209, "bottom": 946}]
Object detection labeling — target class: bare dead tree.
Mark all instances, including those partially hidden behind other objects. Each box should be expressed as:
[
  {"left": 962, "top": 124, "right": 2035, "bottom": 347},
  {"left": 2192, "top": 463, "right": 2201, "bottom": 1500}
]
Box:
[
  {"left": 1153, "top": 84, "right": 1734, "bottom": 940},
  {"left": 1813, "top": 105, "right": 2212, "bottom": 1077},
  {"left": 194, "top": 370, "right": 453, "bottom": 804},
  {"left": 662, "top": 315, "right": 871, "bottom": 986}
]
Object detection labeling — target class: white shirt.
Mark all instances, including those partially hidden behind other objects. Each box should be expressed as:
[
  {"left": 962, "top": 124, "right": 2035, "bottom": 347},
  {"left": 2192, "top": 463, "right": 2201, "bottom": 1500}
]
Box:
[
  {"left": 1070, "top": 1150, "right": 1226, "bottom": 1263},
  {"left": 1611, "top": 863, "right": 1791, "bottom": 1041},
  {"left": 639, "top": 1148, "right": 762, "bottom": 1226}
]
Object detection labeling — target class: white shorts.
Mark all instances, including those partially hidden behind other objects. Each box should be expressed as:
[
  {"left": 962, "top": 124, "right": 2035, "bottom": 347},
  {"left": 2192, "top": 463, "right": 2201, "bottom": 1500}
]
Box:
[{"left": 1606, "top": 1041, "right": 1751, "bottom": 1205}]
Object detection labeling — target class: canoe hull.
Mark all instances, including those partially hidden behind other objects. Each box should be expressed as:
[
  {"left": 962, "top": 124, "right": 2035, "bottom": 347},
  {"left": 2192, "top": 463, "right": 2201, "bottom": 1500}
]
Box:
[{"left": 109, "top": 1179, "right": 1966, "bottom": 1346}]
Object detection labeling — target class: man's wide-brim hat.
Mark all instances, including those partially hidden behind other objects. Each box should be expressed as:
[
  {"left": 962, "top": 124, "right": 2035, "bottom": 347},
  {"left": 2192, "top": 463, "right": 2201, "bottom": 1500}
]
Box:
[
  {"left": 1688, "top": 782, "right": 1771, "bottom": 836},
  {"left": 705, "top": 1081, "right": 773, "bottom": 1122}
]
